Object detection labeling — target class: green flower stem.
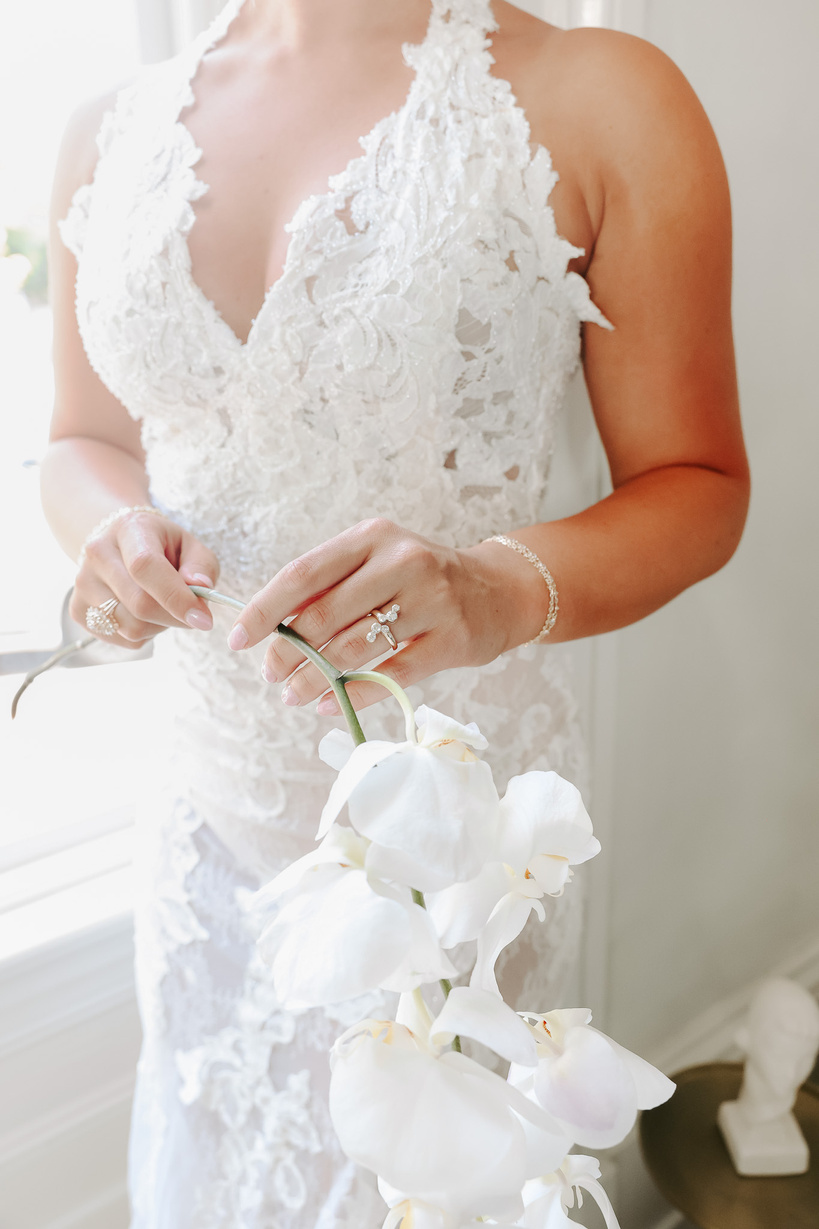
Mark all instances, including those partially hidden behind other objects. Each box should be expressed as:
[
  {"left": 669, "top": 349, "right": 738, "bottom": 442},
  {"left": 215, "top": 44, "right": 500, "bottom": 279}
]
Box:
[
  {"left": 343, "top": 670, "right": 417, "bottom": 743},
  {"left": 190, "top": 586, "right": 366, "bottom": 746},
  {"left": 409, "top": 887, "right": 462, "bottom": 1053}
]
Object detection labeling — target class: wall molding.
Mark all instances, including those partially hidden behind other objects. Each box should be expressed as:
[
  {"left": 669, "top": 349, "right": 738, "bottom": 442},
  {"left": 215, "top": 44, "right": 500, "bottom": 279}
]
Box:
[
  {"left": 46, "top": 1184, "right": 130, "bottom": 1229},
  {"left": 0, "top": 913, "right": 135, "bottom": 1059},
  {"left": 647, "top": 930, "right": 819, "bottom": 1076},
  {"left": 0, "top": 1073, "right": 134, "bottom": 1229},
  {"left": 0, "top": 1072, "right": 134, "bottom": 1168}
]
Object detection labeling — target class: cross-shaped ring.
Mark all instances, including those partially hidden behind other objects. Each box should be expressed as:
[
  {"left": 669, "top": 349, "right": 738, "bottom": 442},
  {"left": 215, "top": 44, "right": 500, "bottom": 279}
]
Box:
[{"left": 365, "top": 604, "right": 400, "bottom": 651}]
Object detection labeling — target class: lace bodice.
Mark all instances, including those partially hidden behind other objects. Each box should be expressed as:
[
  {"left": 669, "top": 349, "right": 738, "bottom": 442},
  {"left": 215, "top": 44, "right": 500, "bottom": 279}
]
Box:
[{"left": 61, "top": 0, "right": 609, "bottom": 861}]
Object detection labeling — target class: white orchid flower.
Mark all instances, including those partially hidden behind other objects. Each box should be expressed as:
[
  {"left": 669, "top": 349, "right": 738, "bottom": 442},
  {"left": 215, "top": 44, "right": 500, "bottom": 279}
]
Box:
[
  {"left": 425, "top": 772, "right": 599, "bottom": 995},
  {"left": 508, "top": 1009, "right": 675, "bottom": 1150},
  {"left": 254, "top": 825, "right": 456, "bottom": 1008},
  {"left": 329, "top": 1014, "right": 563, "bottom": 1223},
  {"left": 317, "top": 707, "right": 501, "bottom": 892},
  {"left": 377, "top": 1180, "right": 518, "bottom": 1229},
  {"left": 520, "top": 1155, "right": 620, "bottom": 1229},
  {"left": 429, "top": 986, "right": 539, "bottom": 1069}
]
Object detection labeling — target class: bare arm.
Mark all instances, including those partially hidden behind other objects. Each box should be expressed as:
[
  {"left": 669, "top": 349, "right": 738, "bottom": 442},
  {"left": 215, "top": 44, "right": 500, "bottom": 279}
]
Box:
[{"left": 42, "top": 94, "right": 219, "bottom": 643}]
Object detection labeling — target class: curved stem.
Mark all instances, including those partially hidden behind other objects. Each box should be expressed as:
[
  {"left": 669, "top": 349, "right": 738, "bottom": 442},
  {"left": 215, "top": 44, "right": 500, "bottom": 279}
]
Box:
[
  {"left": 188, "top": 587, "right": 245, "bottom": 613},
  {"left": 11, "top": 637, "right": 95, "bottom": 719},
  {"left": 343, "top": 670, "right": 417, "bottom": 743},
  {"left": 190, "top": 587, "right": 366, "bottom": 746}
]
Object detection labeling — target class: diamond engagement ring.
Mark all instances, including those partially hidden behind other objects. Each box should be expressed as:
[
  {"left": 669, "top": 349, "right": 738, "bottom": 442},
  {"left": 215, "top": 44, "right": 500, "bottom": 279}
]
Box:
[
  {"left": 366, "top": 604, "right": 400, "bottom": 651},
  {"left": 86, "top": 598, "right": 121, "bottom": 637}
]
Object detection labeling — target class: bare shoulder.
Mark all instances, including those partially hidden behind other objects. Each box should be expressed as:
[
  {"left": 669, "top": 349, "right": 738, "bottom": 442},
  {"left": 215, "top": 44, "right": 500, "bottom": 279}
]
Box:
[
  {"left": 548, "top": 28, "right": 727, "bottom": 211},
  {"left": 554, "top": 27, "right": 725, "bottom": 172},
  {"left": 493, "top": 13, "right": 729, "bottom": 242},
  {"left": 50, "top": 85, "right": 130, "bottom": 222}
]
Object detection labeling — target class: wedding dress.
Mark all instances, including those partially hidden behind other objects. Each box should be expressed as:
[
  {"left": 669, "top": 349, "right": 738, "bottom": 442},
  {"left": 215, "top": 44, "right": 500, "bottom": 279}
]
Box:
[{"left": 59, "top": 0, "right": 610, "bottom": 1223}]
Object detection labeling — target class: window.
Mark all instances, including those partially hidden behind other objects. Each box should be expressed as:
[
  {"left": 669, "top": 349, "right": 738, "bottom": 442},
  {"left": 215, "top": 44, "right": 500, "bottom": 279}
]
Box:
[{"left": 0, "top": 0, "right": 181, "bottom": 960}]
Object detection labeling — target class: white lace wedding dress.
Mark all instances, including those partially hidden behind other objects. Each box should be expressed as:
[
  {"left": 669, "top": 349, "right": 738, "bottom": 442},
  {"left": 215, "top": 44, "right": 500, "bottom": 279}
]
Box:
[{"left": 60, "top": 0, "right": 610, "bottom": 1224}]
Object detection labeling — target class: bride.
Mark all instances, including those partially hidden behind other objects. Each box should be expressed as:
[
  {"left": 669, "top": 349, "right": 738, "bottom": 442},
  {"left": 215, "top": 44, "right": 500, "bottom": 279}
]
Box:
[{"left": 42, "top": 0, "right": 749, "bottom": 1224}]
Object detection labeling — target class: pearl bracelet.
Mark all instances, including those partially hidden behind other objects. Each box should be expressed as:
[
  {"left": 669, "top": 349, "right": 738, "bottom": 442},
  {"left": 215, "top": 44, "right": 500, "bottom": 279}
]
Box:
[
  {"left": 77, "top": 505, "right": 165, "bottom": 568},
  {"left": 485, "top": 534, "right": 559, "bottom": 645}
]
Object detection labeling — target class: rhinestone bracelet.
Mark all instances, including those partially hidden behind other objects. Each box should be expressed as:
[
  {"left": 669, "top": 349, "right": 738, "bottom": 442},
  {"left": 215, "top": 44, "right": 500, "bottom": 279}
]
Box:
[
  {"left": 485, "top": 534, "right": 559, "bottom": 645},
  {"left": 77, "top": 504, "right": 165, "bottom": 568}
]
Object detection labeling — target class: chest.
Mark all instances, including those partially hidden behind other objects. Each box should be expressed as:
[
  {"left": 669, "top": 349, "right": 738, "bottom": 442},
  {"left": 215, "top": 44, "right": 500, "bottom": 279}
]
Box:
[
  {"left": 180, "top": 27, "right": 594, "bottom": 347},
  {"left": 74, "top": 4, "right": 607, "bottom": 444}
]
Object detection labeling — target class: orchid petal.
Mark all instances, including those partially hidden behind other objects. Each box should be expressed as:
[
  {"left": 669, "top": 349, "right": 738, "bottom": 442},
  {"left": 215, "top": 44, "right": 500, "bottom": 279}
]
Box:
[
  {"left": 519, "top": 1179, "right": 570, "bottom": 1229},
  {"left": 592, "top": 1029, "right": 676, "bottom": 1109},
  {"left": 426, "top": 863, "right": 513, "bottom": 947},
  {"left": 532, "top": 1156, "right": 621, "bottom": 1229},
  {"left": 499, "top": 772, "right": 599, "bottom": 875},
  {"left": 380, "top": 899, "right": 459, "bottom": 992},
  {"left": 470, "top": 894, "right": 538, "bottom": 995},
  {"left": 512, "top": 1105, "right": 574, "bottom": 1183},
  {"left": 438, "top": 1050, "right": 559, "bottom": 1134},
  {"left": 258, "top": 865, "right": 411, "bottom": 1008},
  {"left": 349, "top": 748, "right": 500, "bottom": 890},
  {"left": 318, "top": 739, "right": 406, "bottom": 838},
  {"left": 318, "top": 727, "right": 356, "bottom": 770},
  {"left": 364, "top": 839, "right": 453, "bottom": 896},
  {"left": 532, "top": 1009, "right": 594, "bottom": 1047},
  {"left": 572, "top": 1175, "right": 620, "bottom": 1229},
  {"left": 381, "top": 1200, "right": 456, "bottom": 1229},
  {"left": 533, "top": 1025, "right": 638, "bottom": 1149},
  {"left": 526, "top": 853, "right": 572, "bottom": 897},
  {"left": 253, "top": 823, "right": 368, "bottom": 919},
  {"left": 330, "top": 1029, "right": 531, "bottom": 1220},
  {"left": 518, "top": 1008, "right": 593, "bottom": 1054},
  {"left": 395, "top": 991, "right": 434, "bottom": 1044},
  {"left": 430, "top": 986, "right": 538, "bottom": 1067},
  {"left": 415, "top": 706, "right": 488, "bottom": 752}
]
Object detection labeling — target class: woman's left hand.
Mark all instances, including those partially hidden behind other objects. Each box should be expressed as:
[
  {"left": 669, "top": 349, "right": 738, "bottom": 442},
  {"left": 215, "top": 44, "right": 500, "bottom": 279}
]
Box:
[{"left": 227, "top": 519, "right": 543, "bottom": 713}]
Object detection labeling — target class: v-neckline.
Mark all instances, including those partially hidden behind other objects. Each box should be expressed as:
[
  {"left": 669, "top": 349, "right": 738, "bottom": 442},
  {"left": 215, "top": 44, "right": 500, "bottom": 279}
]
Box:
[{"left": 175, "top": 0, "right": 445, "bottom": 354}]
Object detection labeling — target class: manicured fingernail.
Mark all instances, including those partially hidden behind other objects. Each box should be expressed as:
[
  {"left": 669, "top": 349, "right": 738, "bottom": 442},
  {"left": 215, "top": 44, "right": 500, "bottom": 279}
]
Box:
[
  {"left": 228, "top": 624, "right": 248, "bottom": 650},
  {"left": 317, "top": 697, "right": 340, "bottom": 716},
  {"left": 190, "top": 573, "right": 214, "bottom": 587},
  {"left": 281, "top": 685, "right": 299, "bottom": 706},
  {"left": 261, "top": 662, "right": 277, "bottom": 684},
  {"left": 186, "top": 609, "right": 213, "bottom": 631}
]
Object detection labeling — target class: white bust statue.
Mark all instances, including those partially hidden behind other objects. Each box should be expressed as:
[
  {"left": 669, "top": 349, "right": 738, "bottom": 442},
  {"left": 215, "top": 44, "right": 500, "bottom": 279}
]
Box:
[{"left": 718, "top": 977, "right": 819, "bottom": 1176}]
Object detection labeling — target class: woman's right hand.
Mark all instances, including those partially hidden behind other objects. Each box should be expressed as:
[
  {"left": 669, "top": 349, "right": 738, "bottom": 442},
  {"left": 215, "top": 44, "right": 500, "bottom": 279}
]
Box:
[{"left": 69, "top": 509, "right": 220, "bottom": 648}]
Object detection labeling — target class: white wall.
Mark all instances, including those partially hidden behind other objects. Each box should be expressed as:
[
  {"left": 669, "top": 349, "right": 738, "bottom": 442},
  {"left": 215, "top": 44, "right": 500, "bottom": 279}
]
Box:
[{"left": 604, "top": 0, "right": 819, "bottom": 1057}]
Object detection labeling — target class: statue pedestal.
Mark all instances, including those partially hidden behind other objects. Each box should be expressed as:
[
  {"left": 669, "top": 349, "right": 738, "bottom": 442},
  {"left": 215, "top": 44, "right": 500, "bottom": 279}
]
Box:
[
  {"left": 639, "top": 1063, "right": 819, "bottom": 1229},
  {"left": 717, "top": 1100, "right": 809, "bottom": 1176}
]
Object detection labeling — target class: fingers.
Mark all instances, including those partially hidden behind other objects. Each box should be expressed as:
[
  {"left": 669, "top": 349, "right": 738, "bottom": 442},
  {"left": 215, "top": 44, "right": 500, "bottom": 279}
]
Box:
[
  {"left": 261, "top": 573, "right": 401, "bottom": 682},
  {"left": 115, "top": 517, "right": 214, "bottom": 630},
  {"left": 274, "top": 606, "right": 407, "bottom": 705},
  {"left": 316, "top": 640, "right": 437, "bottom": 715},
  {"left": 69, "top": 581, "right": 162, "bottom": 650},
  {"left": 229, "top": 519, "right": 395, "bottom": 650},
  {"left": 178, "top": 530, "right": 220, "bottom": 590}
]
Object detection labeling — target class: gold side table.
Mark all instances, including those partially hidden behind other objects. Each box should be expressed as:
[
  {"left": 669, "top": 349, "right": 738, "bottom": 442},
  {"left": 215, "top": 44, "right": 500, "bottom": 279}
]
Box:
[{"left": 639, "top": 1063, "right": 819, "bottom": 1229}]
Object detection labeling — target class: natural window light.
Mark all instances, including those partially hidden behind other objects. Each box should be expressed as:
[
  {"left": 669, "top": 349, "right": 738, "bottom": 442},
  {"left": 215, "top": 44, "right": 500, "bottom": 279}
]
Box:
[{"left": 0, "top": 0, "right": 161, "bottom": 959}]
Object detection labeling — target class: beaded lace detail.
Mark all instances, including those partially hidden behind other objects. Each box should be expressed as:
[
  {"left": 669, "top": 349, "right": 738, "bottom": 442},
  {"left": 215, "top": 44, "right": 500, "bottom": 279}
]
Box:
[{"left": 62, "top": 1, "right": 609, "bottom": 1224}]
